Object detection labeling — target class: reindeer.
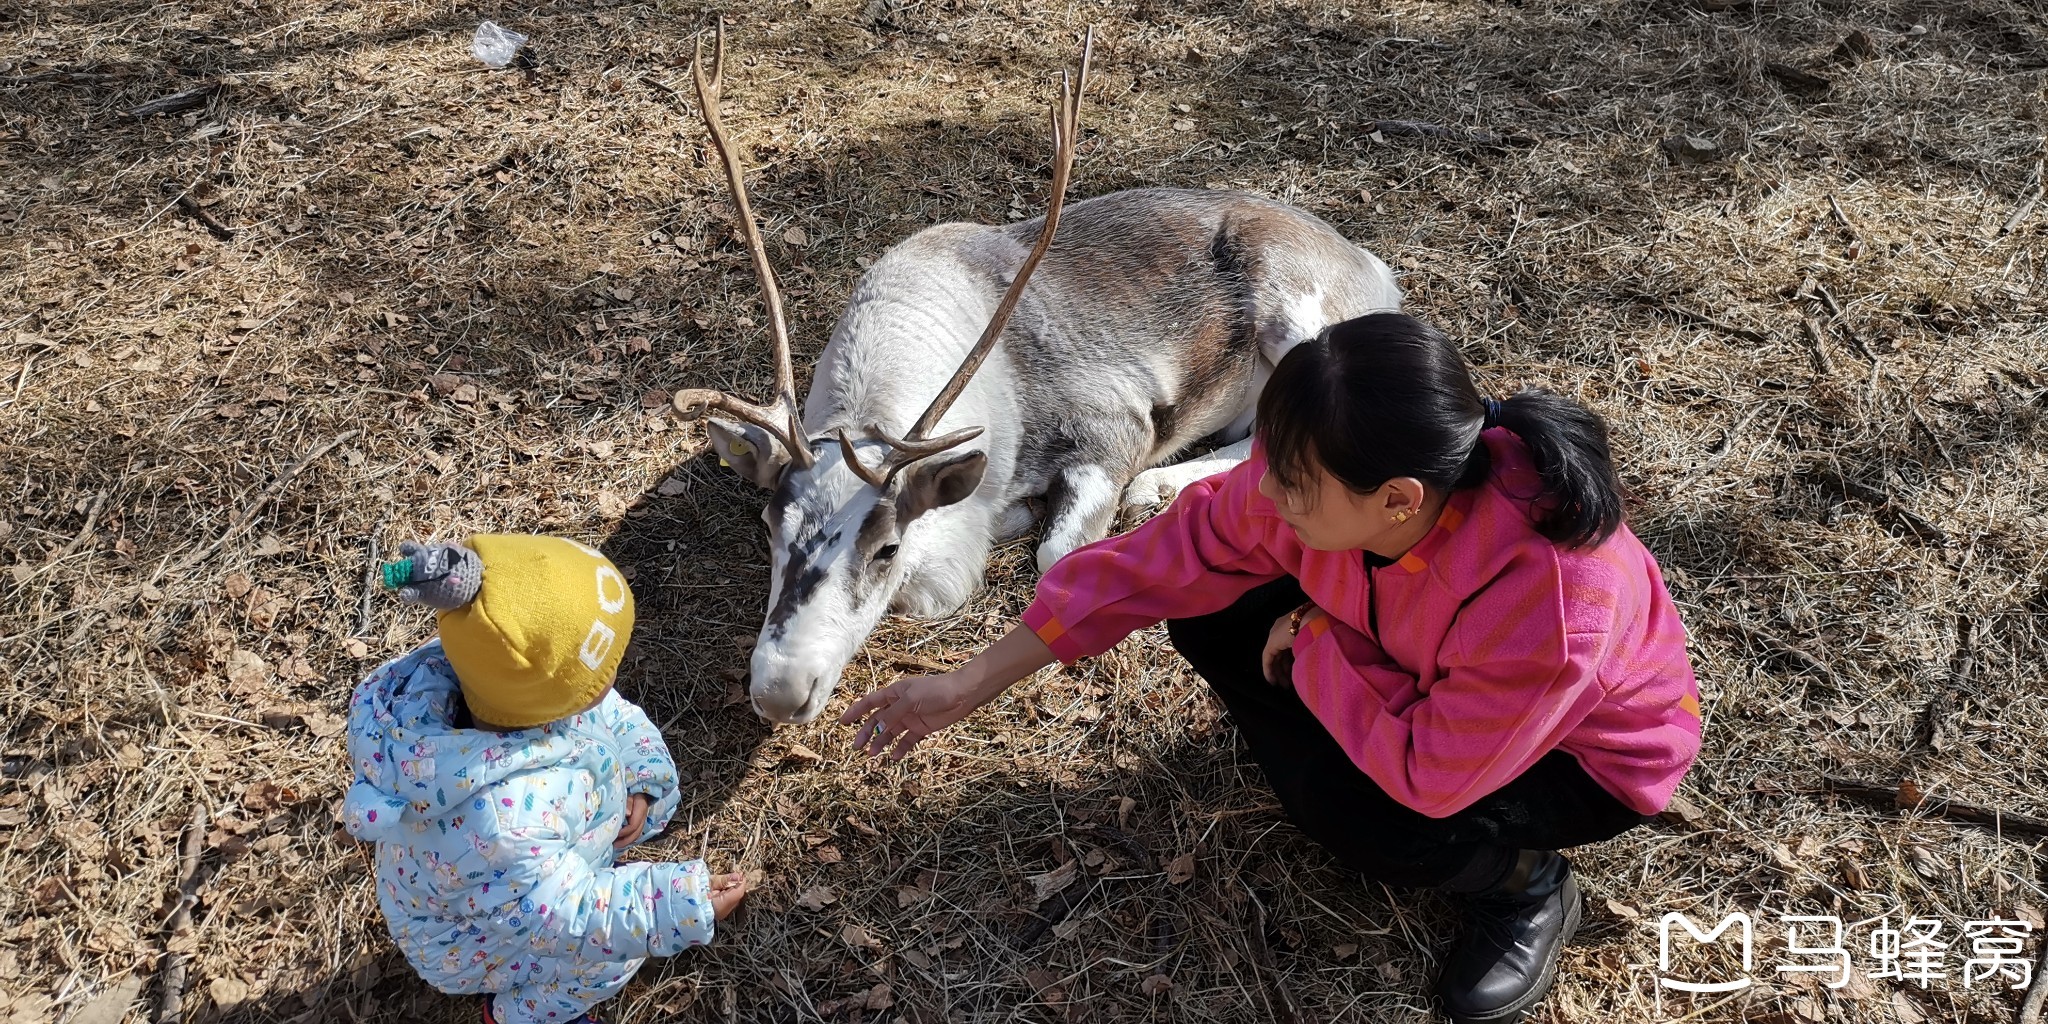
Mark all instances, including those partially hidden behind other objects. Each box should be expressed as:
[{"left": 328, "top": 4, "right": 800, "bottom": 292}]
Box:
[{"left": 672, "top": 28, "right": 1401, "bottom": 723}]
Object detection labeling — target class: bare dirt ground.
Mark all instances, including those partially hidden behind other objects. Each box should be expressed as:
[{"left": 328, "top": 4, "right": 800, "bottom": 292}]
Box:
[{"left": 3, "top": 0, "right": 2046, "bottom": 1021}]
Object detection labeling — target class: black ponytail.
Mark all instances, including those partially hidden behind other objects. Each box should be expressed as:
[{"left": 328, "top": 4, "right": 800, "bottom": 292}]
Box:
[
  {"left": 1256, "top": 312, "right": 1626, "bottom": 549},
  {"left": 1489, "top": 388, "right": 1625, "bottom": 548}
]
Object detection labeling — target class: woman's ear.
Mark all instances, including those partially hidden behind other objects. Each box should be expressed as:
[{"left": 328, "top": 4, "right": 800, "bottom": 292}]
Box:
[{"left": 1382, "top": 476, "right": 1430, "bottom": 516}]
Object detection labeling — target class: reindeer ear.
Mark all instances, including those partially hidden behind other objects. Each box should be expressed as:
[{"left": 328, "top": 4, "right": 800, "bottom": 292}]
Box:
[
  {"left": 706, "top": 418, "right": 791, "bottom": 490},
  {"left": 896, "top": 450, "right": 987, "bottom": 524}
]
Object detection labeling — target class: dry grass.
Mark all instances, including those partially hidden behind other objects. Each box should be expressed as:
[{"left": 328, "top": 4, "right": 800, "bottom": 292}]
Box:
[{"left": 4, "top": 0, "right": 2047, "bottom": 1021}]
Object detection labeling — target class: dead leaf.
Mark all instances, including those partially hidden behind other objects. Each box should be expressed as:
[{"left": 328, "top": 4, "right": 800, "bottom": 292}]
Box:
[
  {"left": 895, "top": 885, "right": 927, "bottom": 908},
  {"left": 858, "top": 983, "right": 893, "bottom": 1010},
  {"left": 1028, "top": 860, "right": 1078, "bottom": 904},
  {"left": 656, "top": 476, "right": 687, "bottom": 497},
  {"left": 1889, "top": 991, "right": 1927, "bottom": 1024},
  {"left": 1605, "top": 898, "right": 1642, "bottom": 920},
  {"left": 1141, "top": 973, "right": 1174, "bottom": 995},
  {"left": 208, "top": 977, "right": 249, "bottom": 1011},
  {"left": 1837, "top": 967, "right": 1879, "bottom": 1001},
  {"left": 784, "top": 743, "right": 823, "bottom": 765},
  {"left": 1166, "top": 852, "right": 1196, "bottom": 885},
  {"left": 251, "top": 533, "right": 285, "bottom": 556},
  {"left": 64, "top": 974, "right": 144, "bottom": 1024},
  {"left": 814, "top": 844, "right": 842, "bottom": 864},
  {"left": 1025, "top": 968, "right": 1065, "bottom": 1003},
  {"left": 901, "top": 949, "right": 933, "bottom": 970},
  {"left": 451, "top": 383, "right": 480, "bottom": 404},
  {"left": 1117, "top": 795, "right": 1136, "bottom": 828},
  {"left": 783, "top": 226, "right": 810, "bottom": 247},
  {"left": 796, "top": 886, "right": 837, "bottom": 911},
  {"left": 1333, "top": 942, "right": 1358, "bottom": 959},
  {"left": 1659, "top": 794, "right": 1705, "bottom": 826},
  {"left": 223, "top": 572, "right": 253, "bottom": 599},
  {"left": 241, "top": 782, "right": 289, "bottom": 813},
  {"left": 1906, "top": 846, "right": 1943, "bottom": 882},
  {"left": 225, "top": 649, "right": 268, "bottom": 690},
  {"left": 839, "top": 922, "right": 879, "bottom": 949},
  {"left": 343, "top": 637, "right": 371, "bottom": 659},
  {"left": 32, "top": 876, "right": 71, "bottom": 909}
]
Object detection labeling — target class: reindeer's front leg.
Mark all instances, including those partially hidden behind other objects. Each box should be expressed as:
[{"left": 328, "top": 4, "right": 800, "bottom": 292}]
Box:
[
  {"left": 1036, "top": 463, "right": 1131, "bottom": 573},
  {"left": 1121, "top": 435, "right": 1255, "bottom": 509}
]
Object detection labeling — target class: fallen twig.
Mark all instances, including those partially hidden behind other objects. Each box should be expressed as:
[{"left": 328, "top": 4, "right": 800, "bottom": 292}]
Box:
[
  {"left": 128, "top": 82, "right": 219, "bottom": 118},
  {"left": 173, "top": 192, "right": 235, "bottom": 241},
  {"left": 1798, "top": 316, "right": 1837, "bottom": 376},
  {"left": 1366, "top": 118, "right": 1534, "bottom": 148},
  {"left": 1809, "top": 283, "right": 1877, "bottom": 362},
  {"left": 1825, "top": 192, "right": 1858, "bottom": 235},
  {"left": 53, "top": 490, "right": 108, "bottom": 561},
  {"left": 1802, "top": 777, "right": 2048, "bottom": 839},
  {"left": 871, "top": 647, "right": 959, "bottom": 675},
  {"left": 2021, "top": 928, "right": 2048, "bottom": 1024},
  {"left": 1768, "top": 62, "right": 1834, "bottom": 96},
  {"left": 1243, "top": 886, "right": 1314, "bottom": 1024},
  {"left": 1803, "top": 464, "right": 1951, "bottom": 547},
  {"left": 355, "top": 533, "right": 381, "bottom": 637},
  {"left": 1627, "top": 293, "right": 1770, "bottom": 344},
  {"left": 1999, "top": 187, "right": 2040, "bottom": 239},
  {"left": 157, "top": 803, "right": 208, "bottom": 1024}
]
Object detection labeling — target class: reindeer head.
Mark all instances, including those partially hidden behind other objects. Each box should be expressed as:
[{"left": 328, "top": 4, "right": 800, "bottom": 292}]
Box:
[{"left": 670, "top": 24, "right": 1092, "bottom": 723}]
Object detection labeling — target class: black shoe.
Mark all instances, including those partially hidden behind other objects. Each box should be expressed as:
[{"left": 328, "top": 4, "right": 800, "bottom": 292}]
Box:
[{"left": 1437, "top": 850, "right": 1581, "bottom": 1024}]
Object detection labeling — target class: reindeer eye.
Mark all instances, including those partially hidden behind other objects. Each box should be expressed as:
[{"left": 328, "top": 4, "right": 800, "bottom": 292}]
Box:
[{"left": 874, "top": 544, "right": 900, "bottom": 562}]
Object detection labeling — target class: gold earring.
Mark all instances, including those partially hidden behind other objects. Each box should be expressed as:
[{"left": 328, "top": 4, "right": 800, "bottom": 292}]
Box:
[{"left": 1391, "top": 510, "right": 1413, "bottom": 525}]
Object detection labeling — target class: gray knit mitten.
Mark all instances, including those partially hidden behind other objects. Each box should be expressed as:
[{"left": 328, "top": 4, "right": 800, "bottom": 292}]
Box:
[{"left": 381, "top": 540, "right": 483, "bottom": 610}]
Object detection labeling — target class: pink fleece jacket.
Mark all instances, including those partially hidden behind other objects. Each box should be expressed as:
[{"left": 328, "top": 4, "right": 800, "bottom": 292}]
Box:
[{"left": 1022, "top": 430, "right": 1702, "bottom": 819}]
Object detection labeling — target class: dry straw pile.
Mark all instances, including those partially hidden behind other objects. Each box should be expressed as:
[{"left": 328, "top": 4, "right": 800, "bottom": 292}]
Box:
[{"left": 2, "top": 0, "right": 2045, "bottom": 1021}]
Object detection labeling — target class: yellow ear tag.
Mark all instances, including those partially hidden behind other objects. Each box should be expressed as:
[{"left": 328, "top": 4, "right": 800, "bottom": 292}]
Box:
[
  {"left": 728, "top": 439, "right": 752, "bottom": 456},
  {"left": 719, "top": 458, "right": 730, "bottom": 467}
]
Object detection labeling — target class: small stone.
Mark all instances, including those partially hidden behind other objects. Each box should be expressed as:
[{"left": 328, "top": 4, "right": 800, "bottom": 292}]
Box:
[{"left": 1661, "top": 135, "right": 1723, "bottom": 165}]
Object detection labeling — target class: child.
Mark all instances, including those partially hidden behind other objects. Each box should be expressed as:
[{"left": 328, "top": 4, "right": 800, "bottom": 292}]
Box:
[{"left": 343, "top": 534, "right": 746, "bottom": 1024}]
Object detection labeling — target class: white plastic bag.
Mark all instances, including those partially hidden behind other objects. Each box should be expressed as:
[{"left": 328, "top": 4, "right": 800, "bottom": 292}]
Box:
[{"left": 471, "top": 21, "right": 528, "bottom": 68}]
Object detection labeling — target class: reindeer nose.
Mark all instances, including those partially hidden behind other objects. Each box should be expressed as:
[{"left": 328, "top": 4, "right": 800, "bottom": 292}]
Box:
[{"left": 747, "top": 646, "right": 837, "bottom": 724}]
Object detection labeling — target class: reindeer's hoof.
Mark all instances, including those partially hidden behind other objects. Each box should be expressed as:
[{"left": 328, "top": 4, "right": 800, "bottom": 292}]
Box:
[{"left": 1121, "top": 477, "right": 1177, "bottom": 509}]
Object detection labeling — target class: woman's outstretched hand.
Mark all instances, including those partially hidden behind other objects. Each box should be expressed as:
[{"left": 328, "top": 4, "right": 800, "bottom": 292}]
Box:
[
  {"left": 840, "top": 672, "right": 980, "bottom": 762},
  {"left": 839, "top": 624, "right": 1059, "bottom": 762}
]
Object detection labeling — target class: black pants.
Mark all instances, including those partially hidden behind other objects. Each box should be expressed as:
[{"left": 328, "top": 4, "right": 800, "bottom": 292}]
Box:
[{"left": 1167, "top": 577, "right": 1651, "bottom": 889}]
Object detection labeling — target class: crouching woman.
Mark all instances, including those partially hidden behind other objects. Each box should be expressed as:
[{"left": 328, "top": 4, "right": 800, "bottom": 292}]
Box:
[{"left": 842, "top": 312, "right": 1703, "bottom": 1023}]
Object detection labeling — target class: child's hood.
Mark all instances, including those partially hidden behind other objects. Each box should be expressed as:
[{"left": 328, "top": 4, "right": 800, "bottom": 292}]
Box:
[{"left": 341, "top": 641, "right": 578, "bottom": 844}]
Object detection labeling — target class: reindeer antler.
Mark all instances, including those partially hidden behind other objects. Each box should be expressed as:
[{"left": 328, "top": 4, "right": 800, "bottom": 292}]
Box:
[
  {"left": 838, "top": 28, "right": 1093, "bottom": 489},
  {"left": 901, "top": 28, "right": 1093, "bottom": 444},
  {"left": 669, "top": 19, "right": 816, "bottom": 470}
]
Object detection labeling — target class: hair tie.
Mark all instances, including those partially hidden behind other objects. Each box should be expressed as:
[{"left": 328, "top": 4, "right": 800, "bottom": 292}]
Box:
[{"left": 1481, "top": 398, "right": 1504, "bottom": 431}]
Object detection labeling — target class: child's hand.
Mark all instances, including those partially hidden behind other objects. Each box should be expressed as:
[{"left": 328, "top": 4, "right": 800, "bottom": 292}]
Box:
[
  {"left": 613, "top": 793, "right": 653, "bottom": 849},
  {"left": 708, "top": 872, "right": 748, "bottom": 921}
]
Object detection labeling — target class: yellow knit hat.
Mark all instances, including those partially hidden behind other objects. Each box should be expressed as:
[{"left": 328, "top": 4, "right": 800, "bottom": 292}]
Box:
[{"left": 434, "top": 534, "right": 636, "bottom": 729}]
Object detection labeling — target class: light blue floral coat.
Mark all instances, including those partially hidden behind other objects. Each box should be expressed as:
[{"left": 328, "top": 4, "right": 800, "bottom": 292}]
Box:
[{"left": 343, "top": 642, "right": 714, "bottom": 1020}]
